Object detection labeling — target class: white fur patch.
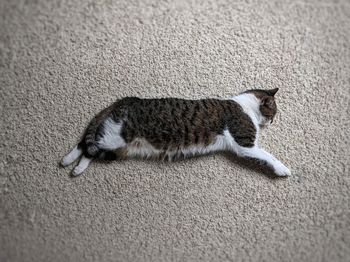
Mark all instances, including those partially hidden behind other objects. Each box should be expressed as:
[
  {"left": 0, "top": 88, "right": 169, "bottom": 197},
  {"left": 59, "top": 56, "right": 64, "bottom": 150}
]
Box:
[
  {"left": 98, "top": 118, "right": 126, "bottom": 150},
  {"left": 232, "top": 93, "right": 261, "bottom": 129}
]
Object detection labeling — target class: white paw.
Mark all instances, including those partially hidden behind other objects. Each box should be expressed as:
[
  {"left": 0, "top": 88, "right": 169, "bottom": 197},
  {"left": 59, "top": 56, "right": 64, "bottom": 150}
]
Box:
[
  {"left": 273, "top": 162, "right": 291, "bottom": 177},
  {"left": 61, "top": 147, "right": 82, "bottom": 167},
  {"left": 61, "top": 156, "right": 72, "bottom": 167},
  {"left": 72, "top": 166, "right": 85, "bottom": 176}
]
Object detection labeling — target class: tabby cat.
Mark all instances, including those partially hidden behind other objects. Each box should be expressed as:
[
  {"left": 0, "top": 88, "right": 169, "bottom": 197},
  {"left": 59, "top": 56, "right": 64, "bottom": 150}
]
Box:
[{"left": 61, "top": 88, "right": 291, "bottom": 177}]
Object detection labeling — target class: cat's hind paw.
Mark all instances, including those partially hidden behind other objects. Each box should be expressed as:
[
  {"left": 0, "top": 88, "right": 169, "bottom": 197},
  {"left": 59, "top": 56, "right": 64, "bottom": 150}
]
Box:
[
  {"left": 72, "top": 166, "right": 85, "bottom": 176},
  {"left": 61, "top": 146, "right": 82, "bottom": 167},
  {"left": 61, "top": 156, "right": 73, "bottom": 167},
  {"left": 71, "top": 156, "right": 92, "bottom": 176}
]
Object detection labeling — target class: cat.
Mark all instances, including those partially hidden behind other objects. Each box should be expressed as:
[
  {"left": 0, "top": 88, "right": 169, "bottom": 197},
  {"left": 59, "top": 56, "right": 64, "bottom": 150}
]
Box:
[{"left": 61, "top": 88, "right": 291, "bottom": 177}]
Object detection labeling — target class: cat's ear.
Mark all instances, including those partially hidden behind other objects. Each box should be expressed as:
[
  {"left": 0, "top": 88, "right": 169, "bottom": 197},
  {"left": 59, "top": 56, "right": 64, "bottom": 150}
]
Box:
[
  {"left": 266, "top": 88, "right": 279, "bottom": 96},
  {"left": 261, "top": 96, "right": 275, "bottom": 108}
]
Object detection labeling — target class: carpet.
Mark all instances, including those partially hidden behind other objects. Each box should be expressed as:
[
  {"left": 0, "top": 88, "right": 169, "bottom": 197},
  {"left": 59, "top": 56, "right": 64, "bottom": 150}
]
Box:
[{"left": 1, "top": 0, "right": 349, "bottom": 261}]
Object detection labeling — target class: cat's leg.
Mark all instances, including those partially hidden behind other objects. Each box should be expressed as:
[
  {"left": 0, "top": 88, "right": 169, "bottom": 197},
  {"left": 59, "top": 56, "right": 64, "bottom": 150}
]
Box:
[
  {"left": 237, "top": 146, "right": 291, "bottom": 176},
  {"left": 61, "top": 145, "right": 83, "bottom": 167},
  {"left": 72, "top": 156, "right": 93, "bottom": 176}
]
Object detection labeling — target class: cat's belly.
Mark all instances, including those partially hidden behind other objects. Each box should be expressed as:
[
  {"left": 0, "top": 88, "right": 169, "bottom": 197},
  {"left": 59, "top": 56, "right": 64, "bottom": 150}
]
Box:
[{"left": 125, "top": 134, "right": 230, "bottom": 160}]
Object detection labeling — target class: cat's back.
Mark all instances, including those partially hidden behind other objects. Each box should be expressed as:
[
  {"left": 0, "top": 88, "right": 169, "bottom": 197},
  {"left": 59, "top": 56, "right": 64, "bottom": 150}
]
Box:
[
  {"left": 116, "top": 96, "right": 239, "bottom": 116},
  {"left": 116, "top": 96, "right": 234, "bottom": 125},
  {"left": 114, "top": 97, "right": 245, "bottom": 149}
]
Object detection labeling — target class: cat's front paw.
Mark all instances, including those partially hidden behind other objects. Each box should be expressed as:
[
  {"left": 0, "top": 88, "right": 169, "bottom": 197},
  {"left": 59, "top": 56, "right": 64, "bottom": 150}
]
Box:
[{"left": 273, "top": 162, "right": 291, "bottom": 177}]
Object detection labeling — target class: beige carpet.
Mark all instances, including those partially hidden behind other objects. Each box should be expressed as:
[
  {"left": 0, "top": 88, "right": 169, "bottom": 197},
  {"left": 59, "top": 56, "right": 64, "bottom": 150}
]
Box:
[{"left": 1, "top": 0, "right": 349, "bottom": 261}]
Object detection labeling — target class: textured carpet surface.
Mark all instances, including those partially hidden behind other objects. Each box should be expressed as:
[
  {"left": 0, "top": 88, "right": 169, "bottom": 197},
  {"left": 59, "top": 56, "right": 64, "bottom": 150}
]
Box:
[{"left": 1, "top": 0, "right": 349, "bottom": 261}]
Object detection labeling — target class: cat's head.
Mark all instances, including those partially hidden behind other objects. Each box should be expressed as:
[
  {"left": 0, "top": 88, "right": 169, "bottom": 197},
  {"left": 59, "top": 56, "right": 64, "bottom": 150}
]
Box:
[{"left": 243, "top": 88, "right": 279, "bottom": 128}]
